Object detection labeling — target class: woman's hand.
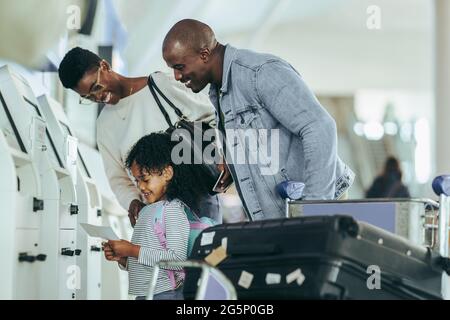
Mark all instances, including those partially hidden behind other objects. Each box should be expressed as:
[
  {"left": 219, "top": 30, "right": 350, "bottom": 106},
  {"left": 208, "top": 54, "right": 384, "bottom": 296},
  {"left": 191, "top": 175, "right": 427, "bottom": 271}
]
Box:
[
  {"left": 128, "top": 199, "right": 146, "bottom": 227},
  {"left": 107, "top": 240, "right": 140, "bottom": 258}
]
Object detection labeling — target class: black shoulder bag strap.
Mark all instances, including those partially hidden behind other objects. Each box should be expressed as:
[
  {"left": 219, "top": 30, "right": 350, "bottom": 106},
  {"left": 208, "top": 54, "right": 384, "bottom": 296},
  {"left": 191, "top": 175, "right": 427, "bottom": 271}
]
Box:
[
  {"left": 147, "top": 75, "right": 186, "bottom": 127},
  {"left": 147, "top": 75, "right": 173, "bottom": 127}
]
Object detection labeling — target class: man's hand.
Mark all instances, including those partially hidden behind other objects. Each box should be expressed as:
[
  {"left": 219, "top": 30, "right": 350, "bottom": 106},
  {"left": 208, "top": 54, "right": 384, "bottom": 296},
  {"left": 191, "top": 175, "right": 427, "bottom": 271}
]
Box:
[
  {"left": 107, "top": 240, "right": 140, "bottom": 259},
  {"left": 128, "top": 199, "right": 146, "bottom": 227},
  {"left": 216, "top": 160, "right": 233, "bottom": 192}
]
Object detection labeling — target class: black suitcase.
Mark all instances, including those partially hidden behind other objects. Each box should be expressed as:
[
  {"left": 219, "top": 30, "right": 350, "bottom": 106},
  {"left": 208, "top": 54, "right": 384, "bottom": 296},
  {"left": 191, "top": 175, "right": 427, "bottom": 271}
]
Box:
[{"left": 184, "top": 215, "right": 450, "bottom": 300}]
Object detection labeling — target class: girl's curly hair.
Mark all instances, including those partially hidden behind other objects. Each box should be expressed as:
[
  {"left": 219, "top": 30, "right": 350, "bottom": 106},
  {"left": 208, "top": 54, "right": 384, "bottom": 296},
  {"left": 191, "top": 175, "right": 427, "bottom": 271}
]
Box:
[{"left": 125, "top": 132, "right": 210, "bottom": 213}]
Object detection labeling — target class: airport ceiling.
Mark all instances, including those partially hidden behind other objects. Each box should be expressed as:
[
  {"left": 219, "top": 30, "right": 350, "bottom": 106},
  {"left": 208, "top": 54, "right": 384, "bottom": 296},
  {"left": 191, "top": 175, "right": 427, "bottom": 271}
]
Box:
[
  {"left": 0, "top": 0, "right": 431, "bottom": 72},
  {"left": 108, "top": 0, "right": 430, "bottom": 74}
]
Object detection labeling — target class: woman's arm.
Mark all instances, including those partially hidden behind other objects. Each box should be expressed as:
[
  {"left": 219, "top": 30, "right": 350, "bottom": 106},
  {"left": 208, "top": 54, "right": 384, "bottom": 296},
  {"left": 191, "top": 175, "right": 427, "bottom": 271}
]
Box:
[{"left": 97, "top": 125, "right": 142, "bottom": 212}]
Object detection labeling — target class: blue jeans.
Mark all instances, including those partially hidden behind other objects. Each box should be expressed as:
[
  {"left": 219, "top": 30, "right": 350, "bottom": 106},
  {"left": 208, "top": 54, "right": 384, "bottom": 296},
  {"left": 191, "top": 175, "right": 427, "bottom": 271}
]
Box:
[
  {"left": 199, "top": 194, "right": 222, "bottom": 223},
  {"left": 136, "top": 287, "right": 184, "bottom": 300}
]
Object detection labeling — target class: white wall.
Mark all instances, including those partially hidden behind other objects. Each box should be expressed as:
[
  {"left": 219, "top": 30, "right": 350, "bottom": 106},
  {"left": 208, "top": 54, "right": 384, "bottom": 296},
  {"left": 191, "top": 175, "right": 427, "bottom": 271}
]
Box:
[{"left": 224, "top": 14, "right": 432, "bottom": 95}]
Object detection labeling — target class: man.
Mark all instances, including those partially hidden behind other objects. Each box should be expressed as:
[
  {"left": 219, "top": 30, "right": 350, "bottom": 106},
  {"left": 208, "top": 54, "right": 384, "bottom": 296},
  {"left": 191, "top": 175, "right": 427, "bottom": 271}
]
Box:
[
  {"left": 58, "top": 47, "right": 221, "bottom": 225},
  {"left": 162, "top": 19, "right": 354, "bottom": 221}
]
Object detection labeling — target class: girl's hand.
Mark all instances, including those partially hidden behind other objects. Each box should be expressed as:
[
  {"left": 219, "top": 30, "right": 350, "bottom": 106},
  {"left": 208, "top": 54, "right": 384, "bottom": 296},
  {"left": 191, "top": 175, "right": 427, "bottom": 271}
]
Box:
[
  {"left": 118, "top": 257, "right": 128, "bottom": 268},
  {"left": 102, "top": 242, "right": 121, "bottom": 262},
  {"left": 107, "top": 240, "right": 140, "bottom": 258}
]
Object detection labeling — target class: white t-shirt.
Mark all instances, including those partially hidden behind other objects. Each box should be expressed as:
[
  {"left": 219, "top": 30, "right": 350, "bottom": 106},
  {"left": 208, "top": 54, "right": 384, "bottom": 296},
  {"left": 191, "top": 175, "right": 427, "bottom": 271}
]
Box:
[{"left": 96, "top": 71, "right": 215, "bottom": 210}]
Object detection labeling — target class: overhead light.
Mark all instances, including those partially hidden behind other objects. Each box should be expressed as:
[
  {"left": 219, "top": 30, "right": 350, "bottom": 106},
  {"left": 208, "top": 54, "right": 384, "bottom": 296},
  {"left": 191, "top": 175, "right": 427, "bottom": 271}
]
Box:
[
  {"left": 400, "top": 123, "right": 413, "bottom": 142},
  {"left": 353, "top": 122, "right": 365, "bottom": 137},
  {"left": 364, "top": 122, "right": 384, "bottom": 140},
  {"left": 384, "top": 122, "right": 398, "bottom": 135}
]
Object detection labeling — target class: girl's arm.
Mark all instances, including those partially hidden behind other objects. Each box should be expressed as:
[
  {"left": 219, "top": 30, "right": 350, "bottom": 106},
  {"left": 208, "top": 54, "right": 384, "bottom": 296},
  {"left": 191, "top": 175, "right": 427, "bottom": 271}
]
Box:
[
  {"left": 107, "top": 202, "right": 190, "bottom": 267},
  {"left": 117, "top": 257, "right": 128, "bottom": 271}
]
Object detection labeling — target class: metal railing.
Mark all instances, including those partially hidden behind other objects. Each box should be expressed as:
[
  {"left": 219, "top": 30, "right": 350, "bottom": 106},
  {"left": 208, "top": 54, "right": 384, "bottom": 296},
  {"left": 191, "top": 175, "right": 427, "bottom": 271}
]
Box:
[{"left": 147, "top": 260, "right": 237, "bottom": 300}]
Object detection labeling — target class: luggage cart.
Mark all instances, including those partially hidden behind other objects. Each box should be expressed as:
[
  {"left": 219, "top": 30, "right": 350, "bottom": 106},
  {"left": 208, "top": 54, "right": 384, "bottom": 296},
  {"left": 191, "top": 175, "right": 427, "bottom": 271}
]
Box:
[
  {"left": 277, "top": 177, "right": 449, "bottom": 251},
  {"left": 147, "top": 261, "right": 237, "bottom": 300},
  {"left": 277, "top": 175, "right": 450, "bottom": 298}
]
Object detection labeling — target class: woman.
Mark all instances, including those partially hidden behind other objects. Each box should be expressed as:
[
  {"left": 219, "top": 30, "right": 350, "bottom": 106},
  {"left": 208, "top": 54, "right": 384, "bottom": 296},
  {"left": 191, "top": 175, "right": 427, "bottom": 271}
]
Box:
[{"left": 58, "top": 47, "right": 221, "bottom": 225}]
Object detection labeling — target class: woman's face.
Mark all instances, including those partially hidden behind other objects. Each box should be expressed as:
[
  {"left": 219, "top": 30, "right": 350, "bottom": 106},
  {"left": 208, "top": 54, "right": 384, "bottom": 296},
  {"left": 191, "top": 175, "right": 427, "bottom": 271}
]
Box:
[
  {"left": 130, "top": 162, "right": 173, "bottom": 204},
  {"left": 74, "top": 60, "right": 122, "bottom": 105}
]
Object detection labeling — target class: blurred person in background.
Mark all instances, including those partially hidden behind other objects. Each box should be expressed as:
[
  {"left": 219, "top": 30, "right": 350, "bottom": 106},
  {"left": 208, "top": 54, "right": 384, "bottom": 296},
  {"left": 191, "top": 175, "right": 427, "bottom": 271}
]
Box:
[{"left": 366, "top": 156, "right": 411, "bottom": 199}]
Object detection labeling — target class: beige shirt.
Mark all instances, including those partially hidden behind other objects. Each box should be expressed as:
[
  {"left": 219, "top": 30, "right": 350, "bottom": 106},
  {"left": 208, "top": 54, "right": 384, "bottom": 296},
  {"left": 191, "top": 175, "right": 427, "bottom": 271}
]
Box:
[{"left": 96, "top": 71, "right": 215, "bottom": 210}]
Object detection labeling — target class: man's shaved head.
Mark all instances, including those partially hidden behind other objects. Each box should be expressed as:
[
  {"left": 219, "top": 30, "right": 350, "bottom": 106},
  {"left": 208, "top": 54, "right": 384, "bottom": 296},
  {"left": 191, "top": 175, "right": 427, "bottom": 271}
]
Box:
[
  {"left": 163, "top": 19, "right": 216, "bottom": 55},
  {"left": 163, "top": 19, "right": 225, "bottom": 93}
]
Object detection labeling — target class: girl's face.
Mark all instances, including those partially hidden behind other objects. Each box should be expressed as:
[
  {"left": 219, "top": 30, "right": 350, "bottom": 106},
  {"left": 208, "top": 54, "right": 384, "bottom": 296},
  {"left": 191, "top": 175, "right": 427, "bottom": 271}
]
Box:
[{"left": 130, "top": 162, "right": 173, "bottom": 204}]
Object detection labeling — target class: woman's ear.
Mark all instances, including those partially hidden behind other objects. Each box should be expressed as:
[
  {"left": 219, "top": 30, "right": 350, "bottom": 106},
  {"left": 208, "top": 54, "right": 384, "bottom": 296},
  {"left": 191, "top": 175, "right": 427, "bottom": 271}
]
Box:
[
  {"left": 100, "top": 59, "right": 111, "bottom": 72},
  {"left": 163, "top": 166, "right": 174, "bottom": 182}
]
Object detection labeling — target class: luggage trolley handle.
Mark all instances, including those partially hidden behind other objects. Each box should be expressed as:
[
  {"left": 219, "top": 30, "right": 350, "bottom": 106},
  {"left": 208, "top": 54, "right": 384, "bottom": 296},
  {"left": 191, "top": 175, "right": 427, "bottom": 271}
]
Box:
[
  {"left": 432, "top": 175, "right": 450, "bottom": 258},
  {"left": 276, "top": 181, "right": 306, "bottom": 218},
  {"left": 423, "top": 201, "right": 440, "bottom": 249}
]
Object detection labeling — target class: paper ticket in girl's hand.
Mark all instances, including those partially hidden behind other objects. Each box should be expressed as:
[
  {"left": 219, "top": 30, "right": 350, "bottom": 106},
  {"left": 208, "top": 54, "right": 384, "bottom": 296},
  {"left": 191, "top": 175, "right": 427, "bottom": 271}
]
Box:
[{"left": 80, "top": 223, "right": 119, "bottom": 240}]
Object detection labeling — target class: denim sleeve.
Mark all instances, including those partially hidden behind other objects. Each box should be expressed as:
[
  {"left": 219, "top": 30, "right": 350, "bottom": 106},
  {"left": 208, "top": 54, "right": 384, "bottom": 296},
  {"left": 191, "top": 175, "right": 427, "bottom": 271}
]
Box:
[{"left": 255, "top": 61, "right": 337, "bottom": 199}]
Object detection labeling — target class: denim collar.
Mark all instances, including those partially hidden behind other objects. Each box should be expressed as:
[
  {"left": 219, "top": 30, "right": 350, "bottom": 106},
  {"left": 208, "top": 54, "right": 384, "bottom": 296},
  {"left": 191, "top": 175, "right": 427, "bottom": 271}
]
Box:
[
  {"left": 220, "top": 44, "right": 238, "bottom": 94},
  {"left": 209, "top": 44, "right": 237, "bottom": 97}
]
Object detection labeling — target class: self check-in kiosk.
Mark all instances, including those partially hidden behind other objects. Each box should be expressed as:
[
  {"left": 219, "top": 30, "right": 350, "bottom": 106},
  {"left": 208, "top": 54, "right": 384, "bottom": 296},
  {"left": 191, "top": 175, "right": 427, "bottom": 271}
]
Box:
[
  {"left": 0, "top": 128, "right": 21, "bottom": 299},
  {"left": 0, "top": 65, "right": 78, "bottom": 299},
  {"left": 38, "top": 94, "right": 102, "bottom": 300},
  {"left": 78, "top": 143, "right": 130, "bottom": 300}
]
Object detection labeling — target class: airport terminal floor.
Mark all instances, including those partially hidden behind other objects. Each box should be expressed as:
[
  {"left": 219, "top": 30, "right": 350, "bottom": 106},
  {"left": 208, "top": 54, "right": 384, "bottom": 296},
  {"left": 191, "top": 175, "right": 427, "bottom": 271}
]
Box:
[{"left": 1, "top": 0, "right": 450, "bottom": 302}]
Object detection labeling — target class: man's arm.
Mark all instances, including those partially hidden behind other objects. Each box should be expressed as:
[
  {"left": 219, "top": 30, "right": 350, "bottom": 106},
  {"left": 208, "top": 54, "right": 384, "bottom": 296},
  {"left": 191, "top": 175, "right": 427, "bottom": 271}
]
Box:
[{"left": 255, "top": 61, "right": 337, "bottom": 200}]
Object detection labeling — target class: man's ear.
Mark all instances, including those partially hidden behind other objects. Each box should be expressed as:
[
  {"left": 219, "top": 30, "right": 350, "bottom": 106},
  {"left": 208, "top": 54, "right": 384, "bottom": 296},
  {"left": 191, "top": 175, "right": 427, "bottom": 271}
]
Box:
[
  {"left": 200, "top": 47, "right": 211, "bottom": 63},
  {"left": 163, "top": 166, "right": 174, "bottom": 181}
]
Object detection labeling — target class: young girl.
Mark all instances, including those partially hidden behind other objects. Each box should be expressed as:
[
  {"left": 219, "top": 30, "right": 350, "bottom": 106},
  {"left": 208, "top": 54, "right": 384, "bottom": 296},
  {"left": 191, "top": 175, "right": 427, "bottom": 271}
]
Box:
[{"left": 103, "top": 132, "right": 212, "bottom": 300}]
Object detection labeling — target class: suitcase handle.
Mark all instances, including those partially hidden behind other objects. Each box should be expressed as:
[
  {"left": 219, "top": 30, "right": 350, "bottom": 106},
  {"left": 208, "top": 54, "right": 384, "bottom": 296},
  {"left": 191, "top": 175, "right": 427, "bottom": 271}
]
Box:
[
  {"left": 228, "top": 244, "right": 281, "bottom": 256},
  {"left": 433, "top": 255, "right": 450, "bottom": 275}
]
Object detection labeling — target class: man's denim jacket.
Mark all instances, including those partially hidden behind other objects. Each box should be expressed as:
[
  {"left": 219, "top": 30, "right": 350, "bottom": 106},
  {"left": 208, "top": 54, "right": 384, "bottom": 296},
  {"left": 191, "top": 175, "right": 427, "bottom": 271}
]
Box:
[{"left": 209, "top": 45, "right": 355, "bottom": 221}]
